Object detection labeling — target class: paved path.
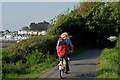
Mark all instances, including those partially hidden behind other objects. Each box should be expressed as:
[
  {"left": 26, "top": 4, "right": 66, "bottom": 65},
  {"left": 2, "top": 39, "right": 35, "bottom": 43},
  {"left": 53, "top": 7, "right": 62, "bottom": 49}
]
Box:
[{"left": 37, "top": 48, "right": 103, "bottom": 79}]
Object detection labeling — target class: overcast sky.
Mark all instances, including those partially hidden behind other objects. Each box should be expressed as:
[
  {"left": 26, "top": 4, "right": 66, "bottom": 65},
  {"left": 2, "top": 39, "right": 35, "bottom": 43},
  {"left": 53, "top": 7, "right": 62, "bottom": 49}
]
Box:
[{"left": 2, "top": 2, "right": 80, "bottom": 31}]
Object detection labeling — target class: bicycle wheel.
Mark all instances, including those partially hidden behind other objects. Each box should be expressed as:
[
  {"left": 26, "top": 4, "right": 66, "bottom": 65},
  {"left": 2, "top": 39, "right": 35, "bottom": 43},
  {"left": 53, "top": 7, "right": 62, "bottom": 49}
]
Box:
[
  {"left": 60, "top": 69, "right": 65, "bottom": 78},
  {"left": 60, "top": 70, "right": 62, "bottom": 78}
]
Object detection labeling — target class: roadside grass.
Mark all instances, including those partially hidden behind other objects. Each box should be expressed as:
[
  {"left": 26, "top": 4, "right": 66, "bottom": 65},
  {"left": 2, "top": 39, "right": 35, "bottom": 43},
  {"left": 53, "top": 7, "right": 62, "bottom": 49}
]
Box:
[
  {"left": 3, "top": 54, "right": 57, "bottom": 78},
  {"left": 96, "top": 46, "right": 119, "bottom": 78},
  {"left": 5, "top": 62, "right": 57, "bottom": 78},
  {"left": 96, "top": 34, "right": 120, "bottom": 78}
]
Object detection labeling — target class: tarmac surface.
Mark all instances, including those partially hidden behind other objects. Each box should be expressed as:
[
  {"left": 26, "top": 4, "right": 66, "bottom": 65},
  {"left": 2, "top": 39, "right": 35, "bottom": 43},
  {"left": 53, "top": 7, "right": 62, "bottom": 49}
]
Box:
[{"left": 37, "top": 48, "right": 103, "bottom": 79}]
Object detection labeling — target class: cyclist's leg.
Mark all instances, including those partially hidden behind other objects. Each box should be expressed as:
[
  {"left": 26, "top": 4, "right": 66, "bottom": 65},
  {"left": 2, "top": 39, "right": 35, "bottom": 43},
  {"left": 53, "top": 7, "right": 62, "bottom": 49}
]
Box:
[
  {"left": 65, "top": 58, "right": 69, "bottom": 72},
  {"left": 68, "top": 54, "right": 70, "bottom": 64}
]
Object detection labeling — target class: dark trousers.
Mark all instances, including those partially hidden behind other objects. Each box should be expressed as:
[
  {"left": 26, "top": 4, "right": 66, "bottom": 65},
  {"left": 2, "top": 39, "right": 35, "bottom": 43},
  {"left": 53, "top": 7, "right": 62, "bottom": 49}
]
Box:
[{"left": 65, "top": 58, "right": 69, "bottom": 71}]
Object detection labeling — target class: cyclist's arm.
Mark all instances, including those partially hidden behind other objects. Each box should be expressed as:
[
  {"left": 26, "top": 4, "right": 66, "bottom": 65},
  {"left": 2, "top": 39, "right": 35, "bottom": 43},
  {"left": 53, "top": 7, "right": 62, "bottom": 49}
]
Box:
[
  {"left": 70, "top": 42, "right": 74, "bottom": 53},
  {"left": 56, "top": 40, "right": 59, "bottom": 50}
]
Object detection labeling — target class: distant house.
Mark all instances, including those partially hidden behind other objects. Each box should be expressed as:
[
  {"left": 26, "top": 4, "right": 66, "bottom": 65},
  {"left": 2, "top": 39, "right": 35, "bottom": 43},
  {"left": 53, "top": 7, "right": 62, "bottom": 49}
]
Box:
[
  {"left": 3, "top": 30, "right": 11, "bottom": 35},
  {"left": 18, "top": 30, "right": 28, "bottom": 35},
  {"left": 41, "top": 31, "right": 47, "bottom": 35},
  {"left": 0, "top": 30, "right": 48, "bottom": 41},
  {"left": 18, "top": 30, "right": 47, "bottom": 35},
  {"left": 33, "top": 31, "right": 38, "bottom": 35},
  {"left": 27, "top": 31, "right": 33, "bottom": 35},
  {"left": 38, "top": 32, "right": 41, "bottom": 35},
  {"left": 4, "top": 34, "right": 14, "bottom": 40},
  {"left": 0, "top": 34, "right": 2, "bottom": 37}
]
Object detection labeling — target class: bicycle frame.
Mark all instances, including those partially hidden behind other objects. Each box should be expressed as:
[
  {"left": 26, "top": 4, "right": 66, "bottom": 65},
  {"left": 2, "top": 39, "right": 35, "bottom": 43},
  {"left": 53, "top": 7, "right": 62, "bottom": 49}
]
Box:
[
  {"left": 58, "top": 56, "right": 66, "bottom": 78},
  {"left": 58, "top": 57, "right": 66, "bottom": 70}
]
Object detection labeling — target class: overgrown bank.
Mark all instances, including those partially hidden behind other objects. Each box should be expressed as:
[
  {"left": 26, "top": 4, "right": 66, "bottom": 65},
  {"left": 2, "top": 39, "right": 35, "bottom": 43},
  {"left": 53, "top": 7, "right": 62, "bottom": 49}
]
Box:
[
  {"left": 2, "top": 35, "right": 58, "bottom": 78},
  {"left": 96, "top": 34, "right": 120, "bottom": 78},
  {"left": 2, "top": 34, "right": 90, "bottom": 78}
]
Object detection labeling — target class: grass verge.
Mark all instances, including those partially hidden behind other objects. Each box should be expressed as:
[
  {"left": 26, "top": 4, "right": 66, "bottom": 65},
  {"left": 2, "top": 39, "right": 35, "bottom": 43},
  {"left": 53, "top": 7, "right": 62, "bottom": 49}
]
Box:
[
  {"left": 3, "top": 55, "right": 57, "bottom": 78},
  {"left": 96, "top": 47, "right": 119, "bottom": 78}
]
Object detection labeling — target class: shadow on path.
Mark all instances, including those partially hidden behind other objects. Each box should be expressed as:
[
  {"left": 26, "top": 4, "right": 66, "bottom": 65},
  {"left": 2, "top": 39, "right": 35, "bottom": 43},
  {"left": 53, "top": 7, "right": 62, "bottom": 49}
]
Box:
[{"left": 71, "top": 48, "right": 103, "bottom": 61}]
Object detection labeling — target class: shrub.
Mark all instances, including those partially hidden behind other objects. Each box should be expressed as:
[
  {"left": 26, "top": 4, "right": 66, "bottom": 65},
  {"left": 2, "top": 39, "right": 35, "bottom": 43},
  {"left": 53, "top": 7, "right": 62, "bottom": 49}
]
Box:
[
  {"left": 2, "top": 61, "right": 26, "bottom": 77},
  {"left": 2, "top": 34, "right": 58, "bottom": 78},
  {"left": 2, "top": 34, "right": 58, "bottom": 63},
  {"left": 116, "top": 34, "right": 120, "bottom": 47},
  {"left": 25, "top": 50, "right": 45, "bottom": 67}
]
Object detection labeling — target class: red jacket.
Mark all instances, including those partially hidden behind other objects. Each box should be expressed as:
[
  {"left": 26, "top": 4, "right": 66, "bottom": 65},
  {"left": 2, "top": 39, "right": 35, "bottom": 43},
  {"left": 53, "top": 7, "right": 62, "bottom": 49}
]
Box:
[{"left": 57, "top": 38, "right": 68, "bottom": 59}]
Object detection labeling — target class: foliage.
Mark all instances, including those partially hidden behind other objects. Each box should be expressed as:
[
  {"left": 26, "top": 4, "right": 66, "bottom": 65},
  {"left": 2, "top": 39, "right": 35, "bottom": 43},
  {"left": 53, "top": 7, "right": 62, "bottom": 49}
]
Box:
[
  {"left": 2, "top": 42, "right": 90, "bottom": 78},
  {"left": 29, "top": 21, "right": 49, "bottom": 31},
  {"left": 2, "top": 34, "right": 58, "bottom": 78},
  {"left": 2, "top": 34, "right": 58, "bottom": 63},
  {"left": 2, "top": 2, "right": 120, "bottom": 78},
  {"left": 2, "top": 34, "right": 90, "bottom": 78},
  {"left": 96, "top": 47, "right": 119, "bottom": 78},
  {"left": 22, "top": 26, "right": 29, "bottom": 30},
  {"left": 96, "top": 34, "right": 120, "bottom": 78},
  {"left": 116, "top": 34, "right": 120, "bottom": 47},
  {"left": 2, "top": 52, "right": 57, "bottom": 78},
  {"left": 48, "top": 2, "right": 120, "bottom": 47}
]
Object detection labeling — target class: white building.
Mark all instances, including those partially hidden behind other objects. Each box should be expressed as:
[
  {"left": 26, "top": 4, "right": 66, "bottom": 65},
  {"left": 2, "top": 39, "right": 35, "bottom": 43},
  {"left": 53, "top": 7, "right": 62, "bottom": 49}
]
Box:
[
  {"left": 33, "top": 32, "right": 38, "bottom": 35},
  {"left": 38, "top": 32, "right": 41, "bottom": 35},
  {"left": 18, "top": 30, "right": 28, "bottom": 35},
  {"left": 18, "top": 30, "right": 47, "bottom": 35},
  {"left": 28, "top": 31, "right": 33, "bottom": 35},
  {"left": 4, "top": 34, "right": 14, "bottom": 40},
  {"left": 41, "top": 31, "right": 47, "bottom": 35}
]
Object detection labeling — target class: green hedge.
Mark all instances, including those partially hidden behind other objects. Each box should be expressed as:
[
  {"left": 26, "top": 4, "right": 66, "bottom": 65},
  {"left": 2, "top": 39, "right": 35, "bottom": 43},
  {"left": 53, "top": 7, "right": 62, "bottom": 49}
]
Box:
[
  {"left": 2, "top": 34, "right": 58, "bottom": 63},
  {"left": 2, "top": 34, "right": 58, "bottom": 78},
  {"left": 117, "top": 34, "right": 120, "bottom": 48}
]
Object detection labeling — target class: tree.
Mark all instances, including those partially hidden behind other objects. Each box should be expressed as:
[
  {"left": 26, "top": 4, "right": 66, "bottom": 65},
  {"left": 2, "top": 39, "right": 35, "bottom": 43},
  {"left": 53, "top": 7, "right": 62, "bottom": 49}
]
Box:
[
  {"left": 29, "top": 22, "right": 36, "bottom": 30},
  {"left": 29, "top": 21, "right": 49, "bottom": 31},
  {"left": 48, "top": 2, "right": 120, "bottom": 46},
  {"left": 22, "top": 26, "right": 29, "bottom": 30},
  {"left": 5, "top": 30, "right": 11, "bottom": 33}
]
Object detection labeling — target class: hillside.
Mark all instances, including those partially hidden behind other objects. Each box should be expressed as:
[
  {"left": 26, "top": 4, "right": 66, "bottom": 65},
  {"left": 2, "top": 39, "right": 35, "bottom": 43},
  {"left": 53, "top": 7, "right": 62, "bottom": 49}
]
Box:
[{"left": 2, "top": 2, "right": 120, "bottom": 78}]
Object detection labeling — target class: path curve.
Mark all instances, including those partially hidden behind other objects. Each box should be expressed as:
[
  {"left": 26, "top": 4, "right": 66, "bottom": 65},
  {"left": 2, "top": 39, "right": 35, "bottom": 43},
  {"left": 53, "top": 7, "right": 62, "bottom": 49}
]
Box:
[{"left": 37, "top": 48, "right": 103, "bottom": 79}]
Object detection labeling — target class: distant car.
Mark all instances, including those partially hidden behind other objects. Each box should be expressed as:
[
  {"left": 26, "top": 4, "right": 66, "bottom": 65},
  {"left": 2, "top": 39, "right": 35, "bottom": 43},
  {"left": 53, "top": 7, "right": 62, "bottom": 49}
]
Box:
[{"left": 107, "top": 36, "right": 116, "bottom": 40}]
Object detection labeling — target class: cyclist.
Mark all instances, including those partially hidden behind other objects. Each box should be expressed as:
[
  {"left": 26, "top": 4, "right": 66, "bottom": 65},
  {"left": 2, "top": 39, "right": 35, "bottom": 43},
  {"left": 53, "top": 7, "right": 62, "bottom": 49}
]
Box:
[{"left": 56, "top": 32, "right": 74, "bottom": 74}]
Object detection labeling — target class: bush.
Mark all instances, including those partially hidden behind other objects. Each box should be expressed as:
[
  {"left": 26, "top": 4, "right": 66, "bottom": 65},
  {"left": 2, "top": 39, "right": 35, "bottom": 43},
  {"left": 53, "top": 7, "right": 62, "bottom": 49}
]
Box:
[
  {"left": 116, "top": 34, "right": 120, "bottom": 47},
  {"left": 2, "top": 34, "right": 58, "bottom": 78},
  {"left": 2, "top": 34, "right": 58, "bottom": 63},
  {"left": 2, "top": 61, "right": 26, "bottom": 77},
  {"left": 25, "top": 50, "right": 48, "bottom": 67}
]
